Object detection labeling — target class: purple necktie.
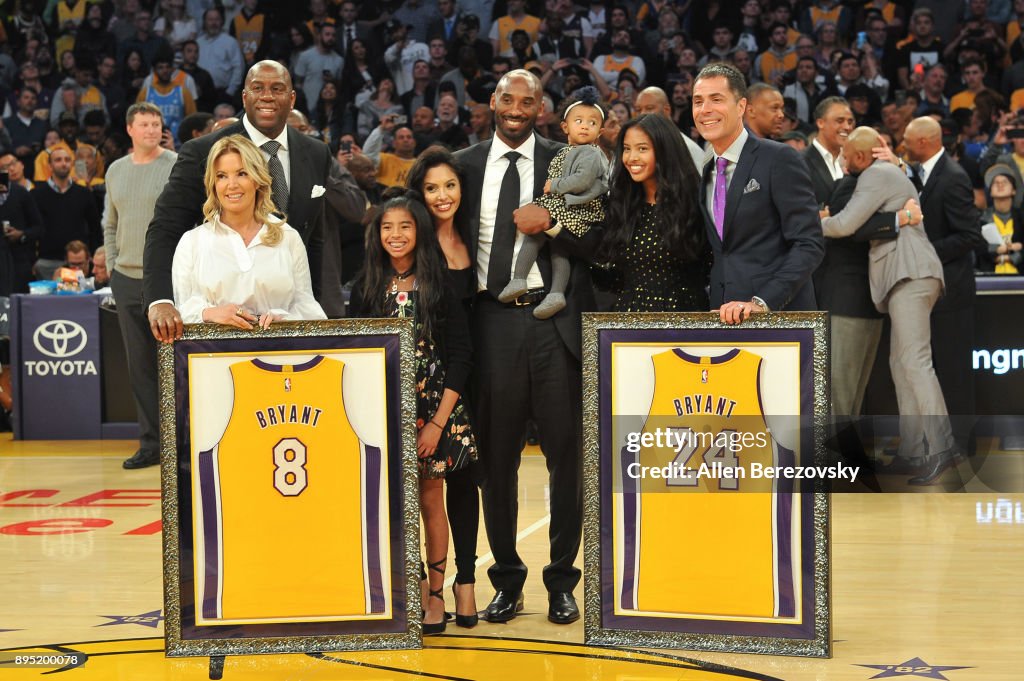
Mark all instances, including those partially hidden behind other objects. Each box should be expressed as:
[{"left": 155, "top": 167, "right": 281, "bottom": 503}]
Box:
[{"left": 713, "top": 156, "right": 728, "bottom": 240}]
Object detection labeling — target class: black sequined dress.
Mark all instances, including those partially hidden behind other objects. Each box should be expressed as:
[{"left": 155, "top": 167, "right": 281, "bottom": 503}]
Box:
[{"left": 612, "top": 204, "right": 709, "bottom": 312}]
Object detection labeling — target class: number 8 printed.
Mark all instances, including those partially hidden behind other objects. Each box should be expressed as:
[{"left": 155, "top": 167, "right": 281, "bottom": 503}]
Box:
[{"left": 273, "top": 437, "right": 308, "bottom": 496}]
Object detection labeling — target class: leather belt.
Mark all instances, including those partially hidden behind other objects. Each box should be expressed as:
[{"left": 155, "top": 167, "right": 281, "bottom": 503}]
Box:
[{"left": 480, "top": 289, "right": 548, "bottom": 307}]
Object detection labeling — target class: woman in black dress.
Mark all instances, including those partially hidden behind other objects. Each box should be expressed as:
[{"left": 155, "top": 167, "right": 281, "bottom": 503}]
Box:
[
  {"left": 351, "top": 189, "right": 477, "bottom": 634},
  {"left": 406, "top": 149, "right": 480, "bottom": 628},
  {"left": 599, "top": 113, "right": 709, "bottom": 312}
]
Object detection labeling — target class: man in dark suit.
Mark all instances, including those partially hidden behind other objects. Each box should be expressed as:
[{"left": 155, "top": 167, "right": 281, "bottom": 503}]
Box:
[
  {"left": 692, "top": 62, "right": 823, "bottom": 324},
  {"left": 903, "top": 116, "right": 984, "bottom": 466},
  {"left": 454, "top": 69, "right": 598, "bottom": 626},
  {"left": 144, "top": 60, "right": 333, "bottom": 342},
  {"left": 0, "top": 180, "right": 43, "bottom": 295}
]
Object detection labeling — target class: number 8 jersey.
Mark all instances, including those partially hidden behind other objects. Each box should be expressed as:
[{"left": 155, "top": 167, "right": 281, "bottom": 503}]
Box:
[
  {"left": 618, "top": 348, "right": 796, "bottom": 620},
  {"left": 193, "top": 355, "right": 388, "bottom": 625}
]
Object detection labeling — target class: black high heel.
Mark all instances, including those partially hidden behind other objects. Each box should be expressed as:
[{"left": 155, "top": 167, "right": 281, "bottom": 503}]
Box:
[
  {"left": 423, "top": 558, "right": 447, "bottom": 635},
  {"left": 452, "top": 581, "right": 478, "bottom": 628}
]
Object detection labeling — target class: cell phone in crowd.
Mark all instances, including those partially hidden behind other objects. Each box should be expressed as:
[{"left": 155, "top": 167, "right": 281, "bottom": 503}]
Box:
[
  {"left": 393, "top": 114, "right": 407, "bottom": 125},
  {"left": 0, "top": 171, "right": 8, "bottom": 192},
  {"left": 341, "top": 140, "right": 352, "bottom": 153},
  {"left": 1007, "top": 128, "right": 1024, "bottom": 140},
  {"left": 856, "top": 32, "right": 867, "bottom": 49}
]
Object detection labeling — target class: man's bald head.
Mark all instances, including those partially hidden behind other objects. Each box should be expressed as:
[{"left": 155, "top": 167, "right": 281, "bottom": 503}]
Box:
[
  {"left": 634, "top": 86, "right": 671, "bottom": 117},
  {"left": 905, "top": 116, "right": 942, "bottom": 141},
  {"left": 842, "top": 126, "right": 880, "bottom": 173},
  {"left": 347, "top": 152, "right": 378, "bottom": 190},
  {"left": 845, "top": 126, "right": 879, "bottom": 154},
  {"left": 495, "top": 69, "right": 542, "bottom": 98},
  {"left": 903, "top": 116, "right": 943, "bottom": 162},
  {"left": 246, "top": 60, "right": 292, "bottom": 89}
]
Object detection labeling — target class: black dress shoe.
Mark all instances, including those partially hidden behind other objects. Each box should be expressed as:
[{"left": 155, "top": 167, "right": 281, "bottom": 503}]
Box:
[
  {"left": 547, "top": 591, "right": 580, "bottom": 624},
  {"left": 482, "top": 590, "right": 523, "bottom": 623},
  {"left": 908, "top": 449, "right": 961, "bottom": 486},
  {"left": 123, "top": 449, "right": 159, "bottom": 469}
]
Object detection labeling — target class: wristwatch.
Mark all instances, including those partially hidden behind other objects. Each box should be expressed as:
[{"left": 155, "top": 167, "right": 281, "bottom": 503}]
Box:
[{"left": 751, "top": 296, "right": 769, "bottom": 312}]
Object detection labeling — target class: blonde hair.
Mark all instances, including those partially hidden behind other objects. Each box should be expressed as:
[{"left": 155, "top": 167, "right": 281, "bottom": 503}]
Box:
[{"left": 202, "top": 134, "right": 285, "bottom": 246}]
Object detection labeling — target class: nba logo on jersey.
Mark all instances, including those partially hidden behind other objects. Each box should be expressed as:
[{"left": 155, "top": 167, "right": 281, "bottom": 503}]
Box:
[
  {"left": 701, "top": 369, "right": 708, "bottom": 384},
  {"left": 284, "top": 377, "right": 292, "bottom": 392}
]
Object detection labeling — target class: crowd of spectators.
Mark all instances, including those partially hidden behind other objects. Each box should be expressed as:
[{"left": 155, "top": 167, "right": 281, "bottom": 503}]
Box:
[{"left": 3, "top": 0, "right": 1024, "bottom": 294}]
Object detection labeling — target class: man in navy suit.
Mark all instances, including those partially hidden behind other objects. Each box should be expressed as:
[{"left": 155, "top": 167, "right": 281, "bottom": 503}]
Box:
[
  {"left": 692, "top": 62, "right": 824, "bottom": 324},
  {"left": 144, "top": 60, "right": 333, "bottom": 342}
]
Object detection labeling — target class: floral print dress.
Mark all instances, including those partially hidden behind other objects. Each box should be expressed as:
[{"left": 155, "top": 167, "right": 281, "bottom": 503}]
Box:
[{"left": 385, "top": 289, "right": 478, "bottom": 479}]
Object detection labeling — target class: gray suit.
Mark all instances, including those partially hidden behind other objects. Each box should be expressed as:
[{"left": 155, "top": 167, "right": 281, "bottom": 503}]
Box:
[{"left": 822, "top": 160, "right": 953, "bottom": 459}]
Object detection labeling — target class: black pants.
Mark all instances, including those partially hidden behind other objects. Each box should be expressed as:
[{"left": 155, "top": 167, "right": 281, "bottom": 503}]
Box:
[
  {"left": 473, "top": 298, "right": 582, "bottom": 594},
  {"left": 931, "top": 303, "right": 975, "bottom": 450},
  {"left": 111, "top": 270, "right": 160, "bottom": 457},
  {"left": 446, "top": 465, "right": 480, "bottom": 584}
]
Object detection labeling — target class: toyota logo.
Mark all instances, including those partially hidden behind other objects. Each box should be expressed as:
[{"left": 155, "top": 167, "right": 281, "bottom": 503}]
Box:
[{"left": 33, "top": 320, "right": 88, "bottom": 358}]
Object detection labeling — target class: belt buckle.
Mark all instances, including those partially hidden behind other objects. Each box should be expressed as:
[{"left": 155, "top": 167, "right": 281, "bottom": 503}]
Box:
[{"left": 514, "top": 294, "right": 531, "bottom": 306}]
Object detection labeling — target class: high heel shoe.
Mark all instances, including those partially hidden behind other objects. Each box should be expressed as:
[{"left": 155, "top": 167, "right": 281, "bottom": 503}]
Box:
[
  {"left": 423, "top": 558, "right": 447, "bottom": 635},
  {"left": 452, "top": 582, "right": 478, "bottom": 628}
]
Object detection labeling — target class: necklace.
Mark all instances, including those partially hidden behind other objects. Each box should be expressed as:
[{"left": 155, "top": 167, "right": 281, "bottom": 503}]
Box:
[{"left": 390, "top": 267, "right": 414, "bottom": 293}]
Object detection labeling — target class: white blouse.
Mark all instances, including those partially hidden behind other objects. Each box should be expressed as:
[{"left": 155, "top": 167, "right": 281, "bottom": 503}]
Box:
[{"left": 172, "top": 217, "right": 327, "bottom": 323}]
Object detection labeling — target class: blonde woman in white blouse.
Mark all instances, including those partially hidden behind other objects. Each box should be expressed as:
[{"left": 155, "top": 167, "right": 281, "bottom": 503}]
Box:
[{"left": 172, "top": 135, "right": 326, "bottom": 328}]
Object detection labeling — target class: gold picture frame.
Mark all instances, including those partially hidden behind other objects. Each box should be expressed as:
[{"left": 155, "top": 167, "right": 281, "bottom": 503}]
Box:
[
  {"left": 159, "top": 319, "right": 420, "bottom": 657},
  {"left": 581, "top": 312, "right": 831, "bottom": 657}
]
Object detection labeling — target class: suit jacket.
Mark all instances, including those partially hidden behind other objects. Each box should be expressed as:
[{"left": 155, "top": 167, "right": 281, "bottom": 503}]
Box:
[
  {"left": 454, "top": 134, "right": 599, "bottom": 359},
  {"left": 700, "top": 135, "right": 823, "bottom": 311},
  {"left": 0, "top": 183, "right": 43, "bottom": 263},
  {"left": 918, "top": 152, "right": 984, "bottom": 311},
  {"left": 804, "top": 144, "right": 837, "bottom": 207},
  {"left": 142, "top": 120, "right": 333, "bottom": 306},
  {"left": 822, "top": 160, "right": 945, "bottom": 313}
]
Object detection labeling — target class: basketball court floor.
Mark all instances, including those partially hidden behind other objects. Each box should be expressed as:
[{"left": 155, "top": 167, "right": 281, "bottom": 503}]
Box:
[{"left": 1, "top": 434, "right": 1022, "bottom": 680}]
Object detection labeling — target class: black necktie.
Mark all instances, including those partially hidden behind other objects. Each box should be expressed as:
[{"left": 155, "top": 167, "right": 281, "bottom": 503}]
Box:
[
  {"left": 260, "top": 140, "right": 289, "bottom": 214},
  {"left": 487, "top": 151, "right": 521, "bottom": 297}
]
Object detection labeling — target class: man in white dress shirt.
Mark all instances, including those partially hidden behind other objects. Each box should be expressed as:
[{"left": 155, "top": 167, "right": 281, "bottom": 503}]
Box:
[{"left": 454, "top": 69, "right": 599, "bottom": 627}]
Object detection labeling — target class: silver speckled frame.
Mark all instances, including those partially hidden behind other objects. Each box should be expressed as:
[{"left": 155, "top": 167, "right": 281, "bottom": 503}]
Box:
[
  {"left": 581, "top": 312, "right": 831, "bottom": 658},
  {"left": 159, "top": 319, "right": 420, "bottom": 657}
]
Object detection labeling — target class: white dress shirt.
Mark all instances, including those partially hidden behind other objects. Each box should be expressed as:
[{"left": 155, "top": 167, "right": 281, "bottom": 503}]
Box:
[
  {"left": 243, "top": 116, "right": 291, "bottom": 192},
  {"left": 919, "top": 148, "right": 944, "bottom": 187},
  {"left": 704, "top": 128, "right": 749, "bottom": 219},
  {"left": 812, "top": 138, "right": 844, "bottom": 181},
  {"left": 147, "top": 120, "right": 294, "bottom": 312},
  {"left": 172, "top": 217, "right": 326, "bottom": 322},
  {"left": 477, "top": 133, "right": 544, "bottom": 292}
]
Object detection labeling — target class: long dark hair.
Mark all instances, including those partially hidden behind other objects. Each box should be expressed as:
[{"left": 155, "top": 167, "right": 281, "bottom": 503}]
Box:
[
  {"left": 359, "top": 188, "right": 448, "bottom": 342},
  {"left": 600, "top": 114, "right": 704, "bottom": 263},
  {"left": 406, "top": 146, "right": 469, "bottom": 236}
]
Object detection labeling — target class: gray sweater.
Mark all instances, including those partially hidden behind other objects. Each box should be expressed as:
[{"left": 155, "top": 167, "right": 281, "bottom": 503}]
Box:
[{"left": 102, "top": 149, "right": 177, "bottom": 279}]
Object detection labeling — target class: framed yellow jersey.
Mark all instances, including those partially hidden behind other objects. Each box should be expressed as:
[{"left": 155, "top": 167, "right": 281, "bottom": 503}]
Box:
[
  {"left": 159, "top": 319, "right": 420, "bottom": 657},
  {"left": 581, "top": 313, "right": 831, "bottom": 658}
]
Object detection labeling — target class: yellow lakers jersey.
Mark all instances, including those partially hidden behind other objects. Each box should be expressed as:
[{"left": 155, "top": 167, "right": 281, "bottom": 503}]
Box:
[
  {"left": 759, "top": 50, "right": 797, "bottom": 85},
  {"left": 233, "top": 13, "right": 266, "bottom": 64},
  {"left": 194, "top": 355, "right": 387, "bottom": 624},
  {"left": 618, "top": 348, "right": 796, "bottom": 619}
]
